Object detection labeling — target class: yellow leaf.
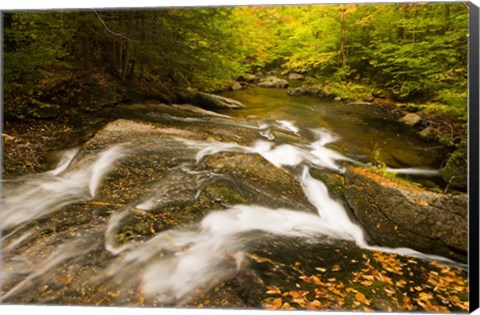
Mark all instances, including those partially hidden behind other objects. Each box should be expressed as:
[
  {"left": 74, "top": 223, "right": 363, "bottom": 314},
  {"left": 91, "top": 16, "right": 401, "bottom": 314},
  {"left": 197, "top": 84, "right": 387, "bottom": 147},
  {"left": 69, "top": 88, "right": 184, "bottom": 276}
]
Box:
[
  {"left": 312, "top": 275, "right": 324, "bottom": 286},
  {"left": 401, "top": 295, "right": 414, "bottom": 311},
  {"left": 266, "top": 285, "right": 281, "bottom": 295},
  {"left": 396, "top": 279, "right": 407, "bottom": 288},
  {"left": 418, "top": 292, "right": 433, "bottom": 301},
  {"left": 291, "top": 298, "right": 307, "bottom": 307},
  {"left": 327, "top": 287, "right": 345, "bottom": 297},
  {"left": 360, "top": 279, "right": 374, "bottom": 286},
  {"left": 280, "top": 302, "right": 296, "bottom": 310},
  {"left": 355, "top": 292, "right": 371, "bottom": 305},
  {"left": 287, "top": 290, "right": 308, "bottom": 299},
  {"left": 384, "top": 288, "right": 396, "bottom": 295}
]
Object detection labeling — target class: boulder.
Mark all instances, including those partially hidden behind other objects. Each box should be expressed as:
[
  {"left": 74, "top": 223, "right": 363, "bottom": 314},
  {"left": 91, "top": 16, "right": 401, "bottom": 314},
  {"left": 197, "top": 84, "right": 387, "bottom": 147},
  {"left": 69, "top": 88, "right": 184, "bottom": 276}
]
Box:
[
  {"left": 344, "top": 167, "right": 467, "bottom": 261},
  {"left": 287, "top": 85, "right": 324, "bottom": 97},
  {"left": 237, "top": 73, "right": 256, "bottom": 83},
  {"left": 172, "top": 104, "right": 231, "bottom": 118},
  {"left": 176, "top": 89, "right": 244, "bottom": 110},
  {"left": 257, "top": 76, "right": 289, "bottom": 88},
  {"left": 350, "top": 102, "right": 373, "bottom": 106},
  {"left": 288, "top": 73, "right": 305, "bottom": 80},
  {"left": 440, "top": 146, "right": 467, "bottom": 190},
  {"left": 334, "top": 96, "right": 342, "bottom": 102},
  {"left": 196, "top": 92, "right": 244, "bottom": 110},
  {"left": 231, "top": 82, "right": 242, "bottom": 91},
  {"left": 287, "top": 87, "right": 305, "bottom": 96},
  {"left": 419, "top": 126, "right": 436, "bottom": 139},
  {"left": 399, "top": 113, "right": 422, "bottom": 126}
]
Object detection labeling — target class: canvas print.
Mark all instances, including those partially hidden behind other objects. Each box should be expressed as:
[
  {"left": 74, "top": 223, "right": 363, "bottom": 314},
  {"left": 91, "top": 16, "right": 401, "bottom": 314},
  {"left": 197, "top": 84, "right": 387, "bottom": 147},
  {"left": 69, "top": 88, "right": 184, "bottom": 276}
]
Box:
[{"left": 1, "top": 2, "right": 473, "bottom": 312}]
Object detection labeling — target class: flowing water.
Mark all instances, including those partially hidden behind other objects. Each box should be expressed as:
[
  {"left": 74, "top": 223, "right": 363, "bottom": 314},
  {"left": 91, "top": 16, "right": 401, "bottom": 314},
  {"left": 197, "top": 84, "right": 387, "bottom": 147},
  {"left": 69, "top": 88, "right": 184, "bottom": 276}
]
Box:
[
  {"left": 220, "top": 87, "right": 447, "bottom": 170},
  {"left": 0, "top": 87, "right": 460, "bottom": 307}
]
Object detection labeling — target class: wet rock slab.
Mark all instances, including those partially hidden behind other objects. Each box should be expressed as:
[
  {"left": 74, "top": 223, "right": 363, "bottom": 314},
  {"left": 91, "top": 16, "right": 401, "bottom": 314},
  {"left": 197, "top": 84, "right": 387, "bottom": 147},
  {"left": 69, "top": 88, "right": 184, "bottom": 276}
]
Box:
[
  {"left": 1, "top": 108, "right": 470, "bottom": 312},
  {"left": 189, "top": 236, "right": 469, "bottom": 312},
  {"left": 344, "top": 167, "right": 467, "bottom": 261}
]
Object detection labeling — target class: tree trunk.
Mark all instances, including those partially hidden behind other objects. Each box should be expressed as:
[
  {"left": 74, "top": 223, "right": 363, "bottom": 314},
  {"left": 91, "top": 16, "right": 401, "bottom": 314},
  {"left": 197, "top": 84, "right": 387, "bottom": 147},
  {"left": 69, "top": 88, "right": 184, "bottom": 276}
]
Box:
[
  {"left": 121, "top": 40, "right": 130, "bottom": 83},
  {"left": 3, "top": 13, "right": 15, "bottom": 52},
  {"left": 443, "top": 4, "right": 450, "bottom": 34},
  {"left": 412, "top": 4, "right": 418, "bottom": 44},
  {"left": 339, "top": 6, "right": 347, "bottom": 68}
]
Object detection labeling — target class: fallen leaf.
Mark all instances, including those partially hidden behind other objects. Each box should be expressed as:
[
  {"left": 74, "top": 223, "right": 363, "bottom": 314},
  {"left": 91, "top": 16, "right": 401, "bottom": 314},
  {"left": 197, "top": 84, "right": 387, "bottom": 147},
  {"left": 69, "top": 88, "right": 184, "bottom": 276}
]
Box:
[
  {"left": 327, "top": 286, "right": 345, "bottom": 297},
  {"left": 418, "top": 292, "right": 433, "bottom": 301},
  {"left": 280, "top": 302, "right": 296, "bottom": 310},
  {"left": 415, "top": 199, "right": 429, "bottom": 206},
  {"left": 268, "top": 297, "right": 282, "bottom": 309},
  {"left": 306, "top": 299, "right": 323, "bottom": 309},
  {"left": 266, "top": 285, "right": 281, "bottom": 295},
  {"left": 287, "top": 290, "right": 308, "bottom": 299},
  {"left": 291, "top": 298, "right": 307, "bottom": 307},
  {"left": 355, "top": 292, "right": 371, "bottom": 305}
]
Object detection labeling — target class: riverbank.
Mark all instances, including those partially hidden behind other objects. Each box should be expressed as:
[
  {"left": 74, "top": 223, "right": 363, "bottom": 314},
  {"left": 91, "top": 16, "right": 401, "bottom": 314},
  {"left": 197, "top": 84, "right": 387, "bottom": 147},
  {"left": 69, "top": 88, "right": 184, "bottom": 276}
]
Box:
[
  {"left": 2, "top": 76, "right": 467, "bottom": 192},
  {"left": 1, "top": 105, "right": 469, "bottom": 311}
]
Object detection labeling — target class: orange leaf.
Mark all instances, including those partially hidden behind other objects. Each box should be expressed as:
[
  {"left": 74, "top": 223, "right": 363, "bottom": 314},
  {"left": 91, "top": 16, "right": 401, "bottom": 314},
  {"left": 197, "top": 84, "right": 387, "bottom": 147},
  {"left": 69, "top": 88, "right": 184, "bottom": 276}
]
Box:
[
  {"left": 280, "top": 302, "right": 296, "bottom": 310},
  {"left": 287, "top": 290, "right": 309, "bottom": 299},
  {"left": 291, "top": 297, "right": 307, "bottom": 307},
  {"left": 418, "top": 292, "right": 433, "bottom": 301},
  {"left": 355, "top": 292, "right": 371, "bottom": 305},
  {"left": 327, "top": 286, "right": 345, "bottom": 297},
  {"left": 306, "top": 299, "right": 323, "bottom": 309},
  {"left": 266, "top": 285, "right": 282, "bottom": 295},
  {"left": 269, "top": 297, "right": 282, "bottom": 309}
]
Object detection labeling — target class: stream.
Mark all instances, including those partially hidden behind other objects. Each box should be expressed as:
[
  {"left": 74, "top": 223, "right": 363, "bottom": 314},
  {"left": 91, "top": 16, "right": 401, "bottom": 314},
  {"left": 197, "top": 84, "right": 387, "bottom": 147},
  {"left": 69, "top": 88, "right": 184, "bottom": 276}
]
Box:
[{"left": 0, "top": 87, "right": 467, "bottom": 310}]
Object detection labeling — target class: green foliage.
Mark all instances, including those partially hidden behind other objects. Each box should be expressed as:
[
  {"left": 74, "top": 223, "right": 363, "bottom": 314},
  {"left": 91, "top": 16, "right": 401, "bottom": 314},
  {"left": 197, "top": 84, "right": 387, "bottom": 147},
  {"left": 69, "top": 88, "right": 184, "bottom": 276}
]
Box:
[{"left": 3, "top": 3, "right": 468, "bottom": 121}]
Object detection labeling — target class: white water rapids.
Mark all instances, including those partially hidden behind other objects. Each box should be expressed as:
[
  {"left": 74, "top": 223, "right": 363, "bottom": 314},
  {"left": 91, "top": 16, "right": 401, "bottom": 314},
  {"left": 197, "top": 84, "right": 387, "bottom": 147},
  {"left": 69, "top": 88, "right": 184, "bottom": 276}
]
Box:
[
  {"left": 1, "top": 145, "right": 129, "bottom": 231},
  {"left": 0, "top": 119, "right": 456, "bottom": 304}
]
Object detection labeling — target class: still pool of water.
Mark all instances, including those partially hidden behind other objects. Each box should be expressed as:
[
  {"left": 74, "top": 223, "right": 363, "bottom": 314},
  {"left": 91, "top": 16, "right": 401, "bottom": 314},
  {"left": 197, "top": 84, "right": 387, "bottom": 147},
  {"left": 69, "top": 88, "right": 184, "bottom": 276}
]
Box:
[{"left": 220, "top": 87, "right": 447, "bottom": 169}]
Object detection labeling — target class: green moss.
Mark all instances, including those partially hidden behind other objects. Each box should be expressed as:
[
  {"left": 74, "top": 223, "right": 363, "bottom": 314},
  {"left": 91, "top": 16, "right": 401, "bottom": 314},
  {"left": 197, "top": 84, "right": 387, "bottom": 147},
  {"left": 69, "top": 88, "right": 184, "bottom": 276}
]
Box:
[
  {"left": 202, "top": 182, "right": 250, "bottom": 206},
  {"left": 440, "top": 145, "right": 467, "bottom": 190},
  {"left": 369, "top": 168, "right": 422, "bottom": 190},
  {"left": 310, "top": 169, "right": 345, "bottom": 196}
]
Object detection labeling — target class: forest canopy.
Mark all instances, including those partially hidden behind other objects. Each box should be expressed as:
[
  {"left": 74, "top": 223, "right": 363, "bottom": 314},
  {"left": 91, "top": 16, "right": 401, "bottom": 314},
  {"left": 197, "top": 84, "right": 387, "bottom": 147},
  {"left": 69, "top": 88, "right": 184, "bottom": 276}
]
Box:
[{"left": 2, "top": 3, "right": 469, "bottom": 119}]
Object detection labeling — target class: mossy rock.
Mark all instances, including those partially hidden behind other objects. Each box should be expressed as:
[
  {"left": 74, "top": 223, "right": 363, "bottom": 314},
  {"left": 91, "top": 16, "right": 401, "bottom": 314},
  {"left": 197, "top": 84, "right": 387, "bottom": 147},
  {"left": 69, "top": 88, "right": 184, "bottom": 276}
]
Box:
[
  {"left": 200, "top": 152, "right": 315, "bottom": 212},
  {"left": 344, "top": 166, "right": 467, "bottom": 261},
  {"left": 440, "top": 146, "right": 467, "bottom": 191},
  {"left": 309, "top": 168, "right": 345, "bottom": 201}
]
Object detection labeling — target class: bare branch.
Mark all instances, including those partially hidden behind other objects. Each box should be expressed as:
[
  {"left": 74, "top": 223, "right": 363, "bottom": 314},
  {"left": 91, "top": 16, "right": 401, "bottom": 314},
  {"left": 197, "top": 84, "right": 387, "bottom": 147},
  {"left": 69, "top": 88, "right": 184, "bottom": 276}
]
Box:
[{"left": 93, "top": 9, "right": 138, "bottom": 42}]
